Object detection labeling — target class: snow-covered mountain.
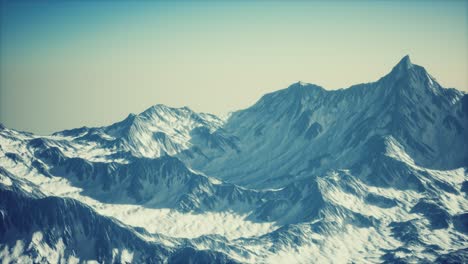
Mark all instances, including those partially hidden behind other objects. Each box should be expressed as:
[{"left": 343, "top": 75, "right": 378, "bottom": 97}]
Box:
[
  {"left": 52, "top": 104, "right": 236, "bottom": 159},
  {"left": 0, "top": 56, "right": 467, "bottom": 263},
  {"left": 0, "top": 167, "right": 239, "bottom": 263},
  {"left": 192, "top": 56, "right": 467, "bottom": 188}
]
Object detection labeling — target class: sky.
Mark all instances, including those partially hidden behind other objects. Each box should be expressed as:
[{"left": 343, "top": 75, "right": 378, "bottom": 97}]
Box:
[{"left": 0, "top": 0, "right": 467, "bottom": 135}]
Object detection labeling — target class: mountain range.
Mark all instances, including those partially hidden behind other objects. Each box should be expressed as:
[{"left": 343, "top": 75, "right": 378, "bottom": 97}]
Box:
[{"left": 0, "top": 55, "right": 467, "bottom": 263}]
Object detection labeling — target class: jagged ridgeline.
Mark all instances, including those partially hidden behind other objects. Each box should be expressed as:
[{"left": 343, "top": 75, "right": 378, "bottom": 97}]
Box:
[{"left": 1, "top": 56, "right": 467, "bottom": 263}]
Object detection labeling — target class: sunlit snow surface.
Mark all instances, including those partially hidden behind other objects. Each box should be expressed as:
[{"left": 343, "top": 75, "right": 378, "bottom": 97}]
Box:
[
  {"left": 38, "top": 175, "right": 277, "bottom": 240},
  {"left": 0, "top": 135, "right": 277, "bottom": 241},
  {"left": 1, "top": 57, "right": 468, "bottom": 263}
]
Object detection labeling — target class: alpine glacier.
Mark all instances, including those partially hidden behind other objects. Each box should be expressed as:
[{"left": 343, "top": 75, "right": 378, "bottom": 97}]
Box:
[{"left": 0, "top": 56, "right": 467, "bottom": 263}]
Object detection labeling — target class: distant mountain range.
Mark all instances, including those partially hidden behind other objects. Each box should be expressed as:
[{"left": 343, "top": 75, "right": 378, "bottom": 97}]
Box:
[{"left": 1, "top": 56, "right": 467, "bottom": 263}]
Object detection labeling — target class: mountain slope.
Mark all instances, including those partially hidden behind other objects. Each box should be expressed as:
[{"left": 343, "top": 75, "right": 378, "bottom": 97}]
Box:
[
  {"left": 190, "top": 56, "right": 467, "bottom": 188},
  {"left": 52, "top": 104, "right": 238, "bottom": 160},
  {"left": 0, "top": 168, "right": 239, "bottom": 263}
]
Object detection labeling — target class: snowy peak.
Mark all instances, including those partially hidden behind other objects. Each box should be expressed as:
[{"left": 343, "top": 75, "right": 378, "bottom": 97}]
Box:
[
  {"left": 392, "top": 55, "right": 413, "bottom": 72},
  {"left": 285, "top": 81, "right": 325, "bottom": 92},
  {"left": 135, "top": 104, "right": 222, "bottom": 130},
  {"left": 383, "top": 55, "right": 420, "bottom": 82},
  {"left": 242, "top": 81, "right": 326, "bottom": 118},
  {"left": 140, "top": 104, "right": 192, "bottom": 120},
  {"left": 109, "top": 105, "right": 224, "bottom": 157},
  {"left": 382, "top": 55, "right": 439, "bottom": 94}
]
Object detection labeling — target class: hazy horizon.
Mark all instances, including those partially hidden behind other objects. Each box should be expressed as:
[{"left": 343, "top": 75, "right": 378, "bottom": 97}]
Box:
[{"left": 1, "top": 1, "right": 467, "bottom": 135}]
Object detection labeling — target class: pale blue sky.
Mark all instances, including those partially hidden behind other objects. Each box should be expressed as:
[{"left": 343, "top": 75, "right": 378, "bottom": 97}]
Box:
[{"left": 1, "top": 1, "right": 467, "bottom": 134}]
